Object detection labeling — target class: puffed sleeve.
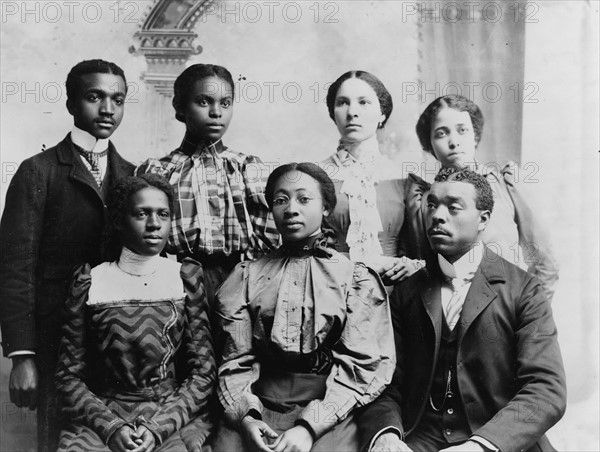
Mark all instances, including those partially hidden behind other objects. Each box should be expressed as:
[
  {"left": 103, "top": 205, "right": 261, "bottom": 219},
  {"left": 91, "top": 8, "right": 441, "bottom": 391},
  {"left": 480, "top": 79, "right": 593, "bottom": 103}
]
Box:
[
  {"left": 215, "top": 262, "right": 264, "bottom": 425},
  {"left": 356, "top": 278, "right": 410, "bottom": 452},
  {"left": 134, "top": 157, "right": 173, "bottom": 179},
  {"left": 138, "top": 259, "right": 216, "bottom": 447},
  {"left": 501, "top": 163, "right": 559, "bottom": 301},
  {"left": 296, "top": 264, "right": 396, "bottom": 439},
  {"left": 55, "top": 264, "right": 133, "bottom": 444},
  {"left": 241, "top": 155, "right": 280, "bottom": 258}
]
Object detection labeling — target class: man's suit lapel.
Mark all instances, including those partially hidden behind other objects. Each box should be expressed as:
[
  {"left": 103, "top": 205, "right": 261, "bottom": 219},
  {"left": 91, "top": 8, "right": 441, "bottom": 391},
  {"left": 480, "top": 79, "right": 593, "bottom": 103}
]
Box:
[
  {"left": 420, "top": 272, "right": 443, "bottom": 358},
  {"left": 56, "top": 135, "right": 104, "bottom": 201},
  {"left": 457, "top": 252, "right": 506, "bottom": 346},
  {"left": 108, "top": 142, "right": 134, "bottom": 179}
]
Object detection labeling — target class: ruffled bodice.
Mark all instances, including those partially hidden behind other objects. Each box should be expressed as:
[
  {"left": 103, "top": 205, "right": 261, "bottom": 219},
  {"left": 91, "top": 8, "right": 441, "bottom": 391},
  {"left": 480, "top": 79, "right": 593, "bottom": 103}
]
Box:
[
  {"left": 321, "top": 149, "right": 430, "bottom": 268},
  {"left": 327, "top": 178, "right": 411, "bottom": 257}
]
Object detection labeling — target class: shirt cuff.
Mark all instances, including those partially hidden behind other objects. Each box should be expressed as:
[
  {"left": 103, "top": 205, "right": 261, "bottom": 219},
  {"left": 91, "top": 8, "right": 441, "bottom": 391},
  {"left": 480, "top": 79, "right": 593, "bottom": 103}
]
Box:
[
  {"left": 102, "top": 419, "right": 133, "bottom": 446},
  {"left": 8, "top": 351, "right": 35, "bottom": 358},
  {"left": 471, "top": 436, "right": 499, "bottom": 452},
  {"left": 297, "top": 400, "right": 339, "bottom": 439},
  {"left": 223, "top": 395, "right": 264, "bottom": 426},
  {"left": 368, "top": 426, "right": 404, "bottom": 452}
]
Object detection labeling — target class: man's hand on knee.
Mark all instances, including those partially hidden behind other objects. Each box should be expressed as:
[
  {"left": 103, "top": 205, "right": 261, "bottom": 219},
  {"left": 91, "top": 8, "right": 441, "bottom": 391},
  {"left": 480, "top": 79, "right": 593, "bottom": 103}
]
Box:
[{"left": 9, "top": 356, "right": 38, "bottom": 410}]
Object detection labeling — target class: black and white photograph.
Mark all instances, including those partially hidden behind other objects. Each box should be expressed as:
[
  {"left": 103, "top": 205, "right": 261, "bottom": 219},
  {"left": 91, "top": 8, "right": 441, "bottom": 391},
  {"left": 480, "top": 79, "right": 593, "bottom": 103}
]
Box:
[{"left": 0, "top": 1, "right": 598, "bottom": 451}]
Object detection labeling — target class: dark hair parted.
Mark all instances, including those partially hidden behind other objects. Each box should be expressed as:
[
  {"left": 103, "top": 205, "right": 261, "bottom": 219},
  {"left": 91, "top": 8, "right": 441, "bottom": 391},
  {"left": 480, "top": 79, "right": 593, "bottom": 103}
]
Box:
[
  {"left": 326, "top": 70, "right": 393, "bottom": 128},
  {"left": 416, "top": 94, "right": 485, "bottom": 154},
  {"left": 434, "top": 167, "right": 494, "bottom": 213},
  {"left": 101, "top": 174, "right": 175, "bottom": 262},
  {"left": 65, "top": 59, "right": 127, "bottom": 101},
  {"left": 172, "top": 64, "right": 235, "bottom": 123},
  {"left": 265, "top": 162, "right": 337, "bottom": 212}
]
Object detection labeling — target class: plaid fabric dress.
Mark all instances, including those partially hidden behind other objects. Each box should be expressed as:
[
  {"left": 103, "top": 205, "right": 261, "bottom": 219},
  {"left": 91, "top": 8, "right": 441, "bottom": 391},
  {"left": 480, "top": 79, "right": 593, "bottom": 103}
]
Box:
[{"left": 136, "top": 138, "right": 279, "bottom": 261}]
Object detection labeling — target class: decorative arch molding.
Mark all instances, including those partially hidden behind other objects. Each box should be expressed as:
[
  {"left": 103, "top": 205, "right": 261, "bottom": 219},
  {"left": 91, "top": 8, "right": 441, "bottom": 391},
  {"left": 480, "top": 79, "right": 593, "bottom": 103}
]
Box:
[{"left": 130, "top": 0, "right": 215, "bottom": 95}]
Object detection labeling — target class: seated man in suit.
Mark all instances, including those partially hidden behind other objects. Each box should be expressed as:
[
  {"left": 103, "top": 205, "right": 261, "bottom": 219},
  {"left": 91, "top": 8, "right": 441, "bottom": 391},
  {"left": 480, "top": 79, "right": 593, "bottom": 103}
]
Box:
[{"left": 358, "top": 167, "right": 566, "bottom": 452}]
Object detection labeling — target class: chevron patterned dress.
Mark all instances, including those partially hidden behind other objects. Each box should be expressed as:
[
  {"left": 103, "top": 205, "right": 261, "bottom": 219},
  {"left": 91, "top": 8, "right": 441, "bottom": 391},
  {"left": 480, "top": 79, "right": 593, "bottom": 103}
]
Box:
[{"left": 55, "top": 258, "right": 216, "bottom": 451}]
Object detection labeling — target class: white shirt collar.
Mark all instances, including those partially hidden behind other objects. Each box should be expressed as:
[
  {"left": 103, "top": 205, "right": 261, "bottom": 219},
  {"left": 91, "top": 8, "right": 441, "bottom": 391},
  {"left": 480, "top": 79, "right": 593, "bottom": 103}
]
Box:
[
  {"left": 438, "top": 242, "right": 484, "bottom": 280},
  {"left": 71, "top": 126, "right": 109, "bottom": 153}
]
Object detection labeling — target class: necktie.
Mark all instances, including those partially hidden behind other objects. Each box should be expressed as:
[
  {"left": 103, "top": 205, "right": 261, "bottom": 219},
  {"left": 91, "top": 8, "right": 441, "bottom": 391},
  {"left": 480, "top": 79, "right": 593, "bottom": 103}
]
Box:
[
  {"left": 75, "top": 146, "right": 107, "bottom": 188},
  {"left": 443, "top": 275, "right": 474, "bottom": 330}
]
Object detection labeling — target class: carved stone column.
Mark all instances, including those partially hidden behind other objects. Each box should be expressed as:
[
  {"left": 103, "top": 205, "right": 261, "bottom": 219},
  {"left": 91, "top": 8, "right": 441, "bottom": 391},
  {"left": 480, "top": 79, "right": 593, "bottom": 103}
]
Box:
[{"left": 130, "top": 0, "right": 214, "bottom": 154}]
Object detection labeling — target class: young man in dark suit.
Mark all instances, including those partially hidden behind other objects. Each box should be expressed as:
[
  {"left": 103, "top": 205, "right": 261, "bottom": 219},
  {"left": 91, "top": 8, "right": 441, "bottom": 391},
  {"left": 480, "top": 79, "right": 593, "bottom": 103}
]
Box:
[
  {"left": 359, "top": 167, "right": 566, "bottom": 452},
  {"left": 0, "top": 59, "right": 135, "bottom": 451}
]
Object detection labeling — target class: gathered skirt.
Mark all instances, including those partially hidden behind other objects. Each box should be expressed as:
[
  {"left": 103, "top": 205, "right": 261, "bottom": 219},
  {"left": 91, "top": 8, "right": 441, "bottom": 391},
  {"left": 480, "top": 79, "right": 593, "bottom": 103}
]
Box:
[{"left": 210, "top": 372, "right": 359, "bottom": 452}]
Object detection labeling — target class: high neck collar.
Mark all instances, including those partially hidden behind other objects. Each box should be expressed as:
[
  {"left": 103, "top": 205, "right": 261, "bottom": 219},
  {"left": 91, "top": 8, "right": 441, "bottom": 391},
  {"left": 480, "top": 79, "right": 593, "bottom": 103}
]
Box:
[
  {"left": 116, "top": 247, "right": 162, "bottom": 276},
  {"left": 280, "top": 231, "right": 333, "bottom": 258},
  {"left": 180, "top": 134, "right": 225, "bottom": 156},
  {"left": 71, "top": 126, "right": 109, "bottom": 153},
  {"left": 337, "top": 134, "right": 380, "bottom": 162}
]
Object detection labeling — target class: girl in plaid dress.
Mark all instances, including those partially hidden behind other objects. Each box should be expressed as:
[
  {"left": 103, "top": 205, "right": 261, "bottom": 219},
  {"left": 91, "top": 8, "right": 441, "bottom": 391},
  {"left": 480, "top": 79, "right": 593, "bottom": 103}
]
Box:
[{"left": 136, "top": 64, "right": 279, "bottom": 308}]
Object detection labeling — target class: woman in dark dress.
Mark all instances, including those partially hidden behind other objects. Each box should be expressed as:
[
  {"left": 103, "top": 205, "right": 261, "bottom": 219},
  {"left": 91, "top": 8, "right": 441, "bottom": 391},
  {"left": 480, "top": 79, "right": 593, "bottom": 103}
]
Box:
[
  {"left": 321, "top": 70, "right": 427, "bottom": 285},
  {"left": 55, "top": 174, "right": 215, "bottom": 452}
]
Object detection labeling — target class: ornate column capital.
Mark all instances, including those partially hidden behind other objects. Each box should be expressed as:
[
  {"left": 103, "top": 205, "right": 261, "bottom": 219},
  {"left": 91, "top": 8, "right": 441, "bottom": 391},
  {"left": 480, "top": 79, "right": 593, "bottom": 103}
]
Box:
[{"left": 130, "top": 0, "right": 215, "bottom": 95}]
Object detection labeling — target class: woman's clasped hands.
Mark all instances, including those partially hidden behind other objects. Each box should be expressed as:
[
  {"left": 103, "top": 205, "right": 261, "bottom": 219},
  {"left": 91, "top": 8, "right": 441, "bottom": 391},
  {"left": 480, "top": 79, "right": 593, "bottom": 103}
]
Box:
[
  {"left": 108, "top": 425, "right": 155, "bottom": 452},
  {"left": 241, "top": 415, "right": 314, "bottom": 452}
]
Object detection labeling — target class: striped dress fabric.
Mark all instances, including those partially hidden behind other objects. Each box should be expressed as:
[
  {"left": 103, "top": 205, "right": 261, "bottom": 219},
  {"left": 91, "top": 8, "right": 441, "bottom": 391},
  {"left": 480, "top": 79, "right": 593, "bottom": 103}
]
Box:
[{"left": 55, "top": 259, "right": 215, "bottom": 451}]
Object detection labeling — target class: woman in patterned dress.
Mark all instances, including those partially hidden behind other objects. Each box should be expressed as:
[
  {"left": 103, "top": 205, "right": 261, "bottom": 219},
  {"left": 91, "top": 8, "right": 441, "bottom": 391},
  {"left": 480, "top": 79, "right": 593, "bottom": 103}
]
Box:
[
  {"left": 55, "top": 174, "right": 215, "bottom": 452},
  {"left": 136, "top": 64, "right": 279, "bottom": 309}
]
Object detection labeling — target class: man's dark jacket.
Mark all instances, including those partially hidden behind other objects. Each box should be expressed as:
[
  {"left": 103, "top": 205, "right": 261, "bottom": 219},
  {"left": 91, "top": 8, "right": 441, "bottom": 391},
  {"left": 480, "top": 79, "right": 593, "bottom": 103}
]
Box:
[
  {"left": 358, "top": 250, "right": 566, "bottom": 452},
  {"left": 0, "top": 134, "right": 134, "bottom": 356}
]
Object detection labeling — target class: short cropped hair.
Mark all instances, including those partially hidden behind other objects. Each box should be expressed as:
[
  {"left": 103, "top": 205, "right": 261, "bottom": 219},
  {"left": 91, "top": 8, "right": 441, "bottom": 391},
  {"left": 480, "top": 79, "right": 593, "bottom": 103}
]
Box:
[
  {"left": 434, "top": 167, "right": 494, "bottom": 213},
  {"left": 102, "top": 174, "right": 175, "bottom": 262},
  {"left": 326, "top": 70, "right": 393, "bottom": 128},
  {"left": 416, "top": 94, "right": 484, "bottom": 154},
  {"left": 172, "top": 64, "right": 235, "bottom": 123},
  {"left": 65, "top": 59, "right": 127, "bottom": 101},
  {"left": 265, "top": 162, "right": 337, "bottom": 213}
]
